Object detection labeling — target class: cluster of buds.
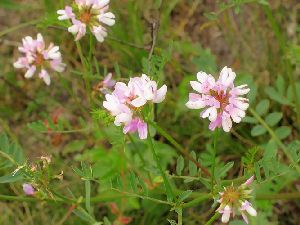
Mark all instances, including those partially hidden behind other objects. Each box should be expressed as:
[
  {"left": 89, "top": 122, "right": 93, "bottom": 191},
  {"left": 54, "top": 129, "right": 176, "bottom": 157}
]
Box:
[
  {"left": 103, "top": 74, "right": 167, "bottom": 139},
  {"left": 13, "top": 34, "right": 65, "bottom": 85},
  {"left": 57, "top": 0, "right": 115, "bottom": 42},
  {"left": 216, "top": 176, "right": 257, "bottom": 224},
  {"left": 186, "top": 67, "right": 250, "bottom": 132}
]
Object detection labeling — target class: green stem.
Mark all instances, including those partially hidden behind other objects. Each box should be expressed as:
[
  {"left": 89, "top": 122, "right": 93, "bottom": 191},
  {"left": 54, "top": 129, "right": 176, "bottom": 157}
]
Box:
[
  {"left": 85, "top": 180, "right": 91, "bottom": 215},
  {"left": 75, "top": 41, "right": 91, "bottom": 103},
  {"left": 128, "top": 134, "right": 153, "bottom": 184},
  {"left": 147, "top": 126, "right": 175, "bottom": 202},
  {"left": 210, "top": 128, "right": 219, "bottom": 194},
  {"left": 249, "top": 108, "right": 300, "bottom": 173},
  {"left": 204, "top": 212, "right": 220, "bottom": 225},
  {"left": 148, "top": 121, "right": 211, "bottom": 176},
  {"left": 177, "top": 207, "right": 183, "bottom": 225}
]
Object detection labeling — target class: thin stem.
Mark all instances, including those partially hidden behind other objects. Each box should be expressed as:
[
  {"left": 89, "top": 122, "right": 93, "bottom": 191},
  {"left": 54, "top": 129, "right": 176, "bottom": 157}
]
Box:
[
  {"left": 249, "top": 108, "right": 300, "bottom": 173},
  {"left": 75, "top": 41, "right": 91, "bottom": 103},
  {"left": 210, "top": 128, "right": 219, "bottom": 194},
  {"left": 128, "top": 134, "right": 153, "bottom": 185},
  {"left": 148, "top": 120, "right": 211, "bottom": 176},
  {"left": 85, "top": 180, "right": 92, "bottom": 215},
  {"left": 147, "top": 126, "right": 175, "bottom": 202},
  {"left": 177, "top": 207, "right": 183, "bottom": 225},
  {"left": 204, "top": 212, "right": 220, "bottom": 225}
]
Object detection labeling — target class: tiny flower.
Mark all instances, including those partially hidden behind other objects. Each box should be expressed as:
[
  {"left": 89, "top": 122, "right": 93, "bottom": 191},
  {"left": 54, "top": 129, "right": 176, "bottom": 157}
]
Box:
[
  {"left": 14, "top": 34, "right": 66, "bottom": 85},
  {"left": 98, "top": 73, "right": 116, "bottom": 94},
  {"left": 103, "top": 74, "right": 167, "bottom": 139},
  {"left": 23, "top": 183, "right": 35, "bottom": 196},
  {"left": 57, "top": 0, "right": 115, "bottom": 42},
  {"left": 216, "top": 176, "right": 257, "bottom": 224},
  {"left": 186, "top": 67, "right": 250, "bottom": 132}
]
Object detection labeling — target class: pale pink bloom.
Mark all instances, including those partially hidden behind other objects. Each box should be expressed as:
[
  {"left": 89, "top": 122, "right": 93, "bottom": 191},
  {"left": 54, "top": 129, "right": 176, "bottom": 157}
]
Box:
[
  {"left": 57, "top": 0, "right": 115, "bottom": 42},
  {"left": 216, "top": 175, "right": 257, "bottom": 224},
  {"left": 68, "top": 19, "right": 87, "bottom": 41},
  {"left": 186, "top": 66, "right": 250, "bottom": 132},
  {"left": 99, "top": 73, "right": 116, "bottom": 94},
  {"left": 240, "top": 201, "right": 257, "bottom": 224},
  {"left": 243, "top": 175, "right": 255, "bottom": 186},
  {"left": 23, "top": 183, "right": 35, "bottom": 196},
  {"left": 13, "top": 34, "right": 65, "bottom": 85},
  {"left": 219, "top": 205, "right": 232, "bottom": 223},
  {"left": 57, "top": 6, "right": 75, "bottom": 20},
  {"left": 124, "top": 118, "right": 148, "bottom": 139},
  {"left": 103, "top": 74, "right": 167, "bottom": 139}
]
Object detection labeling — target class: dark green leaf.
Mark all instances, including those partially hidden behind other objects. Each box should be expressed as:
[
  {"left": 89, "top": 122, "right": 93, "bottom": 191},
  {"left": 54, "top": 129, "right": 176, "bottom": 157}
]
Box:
[
  {"left": 255, "top": 99, "right": 269, "bottom": 116},
  {"left": 275, "top": 126, "right": 291, "bottom": 140},
  {"left": 176, "top": 156, "right": 184, "bottom": 175}
]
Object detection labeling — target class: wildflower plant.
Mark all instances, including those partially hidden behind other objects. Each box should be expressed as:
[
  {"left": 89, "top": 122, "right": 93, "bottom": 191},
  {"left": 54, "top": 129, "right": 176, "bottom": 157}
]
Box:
[{"left": 2, "top": 1, "right": 300, "bottom": 225}]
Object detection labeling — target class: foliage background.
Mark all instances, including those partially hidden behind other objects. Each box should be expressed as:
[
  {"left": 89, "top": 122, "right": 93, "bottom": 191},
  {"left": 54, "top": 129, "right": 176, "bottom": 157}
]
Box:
[{"left": 0, "top": 0, "right": 300, "bottom": 225}]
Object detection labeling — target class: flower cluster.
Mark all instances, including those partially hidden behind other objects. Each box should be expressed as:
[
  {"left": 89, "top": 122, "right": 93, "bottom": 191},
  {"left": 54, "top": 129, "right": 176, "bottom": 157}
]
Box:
[
  {"left": 13, "top": 34, "right": 65, "bottom": 86},
  {"left": 57, "top": 0, "right": 115, "bottom": 42},
  {"left": 217, "top": 176, "right": 257, "bottom": 224},
  {"left": 103, "top": 74, "right": 167, "bottom": 139},
  {"left": 186, "top": 67, "right": 250, "bottom": 132}
]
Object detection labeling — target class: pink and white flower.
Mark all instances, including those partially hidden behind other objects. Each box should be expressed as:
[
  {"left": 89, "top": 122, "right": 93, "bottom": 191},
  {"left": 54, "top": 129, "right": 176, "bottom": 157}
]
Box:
[
  {"left": 216, "top": 176, "right": 257, "bottom": 224},
  {"left": 14, "top": 34, "right": 65, "bottom": 85},
  {"left": 57, "top": 0, "right": 115, "bottom": 42},
  {"left": 103, "top": 74, "right": 167, "bottom": 139},
  {"left": 186, "top": 67, "right": 250, "bottom": 132}
]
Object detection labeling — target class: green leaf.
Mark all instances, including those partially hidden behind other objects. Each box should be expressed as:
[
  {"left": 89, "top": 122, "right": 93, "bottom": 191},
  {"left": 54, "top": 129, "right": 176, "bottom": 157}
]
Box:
[
  {"left": 73, "top": 207, "right": 97, "bottom": 224},
  {"left": 275, "top": 126, "right": 291, "bottom": 140},
  {"left": 27, "top": 121, "right": 48, "bottom": 132},
  {"left": 0, "top": 173, "right": 23, "bottom": 183},
  {"left": 168, "top": 219, "right": 178, "bottom": 225},
  {"left": 265, "top": 112, "right": 282, "bottom": 127},
  {"left": 242, "top": 116, "right": 258, "bottom": 124},
  {"left": 216, "top": 162, "right": 234, "bottom": 179},
  {"left": 265, "top": 87, "right": 292, "bottom": 105},
  {"left": 255, "top": 99, "right": 270, "bottom": 116},
  {"left": 275, "top": 76, "right": 285, "bottom": 96},
  {"left": 103, "top": 217, "right": 112, "bottom": 225},
  {"left": 129, "top": 171, "right": 138, "bottom": 193},
  {"left": 251, "top": 125, "right": 267, "bottom": 136},
  {"left": 177, "top": 190, "right": 192, "bottom": 203},
  {"left": 176, "top": 156, "right": 184, "bottom": 175},
  {"left": 188, "top": 151, "right": 197, "bottom": 176}
]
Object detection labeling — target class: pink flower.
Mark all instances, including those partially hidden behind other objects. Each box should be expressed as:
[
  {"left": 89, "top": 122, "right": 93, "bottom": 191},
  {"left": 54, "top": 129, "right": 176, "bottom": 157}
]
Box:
[
  {"left": 216, "top": 175, "right": 257, "bottom": 224},
  {"left": 99, "top": 73, "right": 116, "bottom": 94},
  {"left": 23, "top": 183, "right": 35, "bottom": 196},
  {"left": 103, "top": 74, "right": 167, "bottom": 139},
  {"left": 13, "top": 34, "right": 66, "bottom": 85},
  {"left": 186, "top": 67, "right": 250, "bottom": 132},
  {"left": 57, "top": 0, "right": 115, "bottom": 42}
]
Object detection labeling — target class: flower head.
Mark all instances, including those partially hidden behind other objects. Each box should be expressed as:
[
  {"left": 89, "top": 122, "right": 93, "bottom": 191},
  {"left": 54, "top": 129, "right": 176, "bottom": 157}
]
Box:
[
  {"left": 14, "top": 34, "right": 66, "bottom": 85},
  {"left": 186, "top": 67, "right": 250, "bottom": 132},
  {"left": 103, "top": 74, "right": 167, "bottom": 139},
  {"left": 216, "top": 176, "right": 256, "bottom": 224},
  {"left": 23, "top": 183, "right": 35, "bottom": 196},
  {"left": 57, "top": 0, "right": 115, "bottom": 42}
]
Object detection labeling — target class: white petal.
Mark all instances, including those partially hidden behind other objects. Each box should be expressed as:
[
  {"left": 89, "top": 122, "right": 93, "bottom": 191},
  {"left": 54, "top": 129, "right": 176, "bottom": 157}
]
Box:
[
  {"left": 24, "top": 66, "right": 36, "bottom": 78},
  {"left": 222, "top": 115, "right": 232, "bottom": 132},
  {"left": 153, "top": 84, "right": 167, "bottom": 103},
  {"left": 190, "top": 81, "right": 203, "bottom": 93},
  {"left": 130, "top": 97, "right": 147, "bottom": 108}
]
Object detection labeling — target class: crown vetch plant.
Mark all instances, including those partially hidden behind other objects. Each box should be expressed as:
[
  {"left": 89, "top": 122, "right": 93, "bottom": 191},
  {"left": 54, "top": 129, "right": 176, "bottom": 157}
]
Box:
[
  {"left": 13, "top": 34, "right": 66, "bottom": 85},
  {"left": 57, "top": 0, "right": 115, "bottom": 42},
  {"left": 103, "top": 74, "right": 167, "bottom": 139},
  {"left": 186, "top": 67, "right": 250, "bottom": 132}
]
